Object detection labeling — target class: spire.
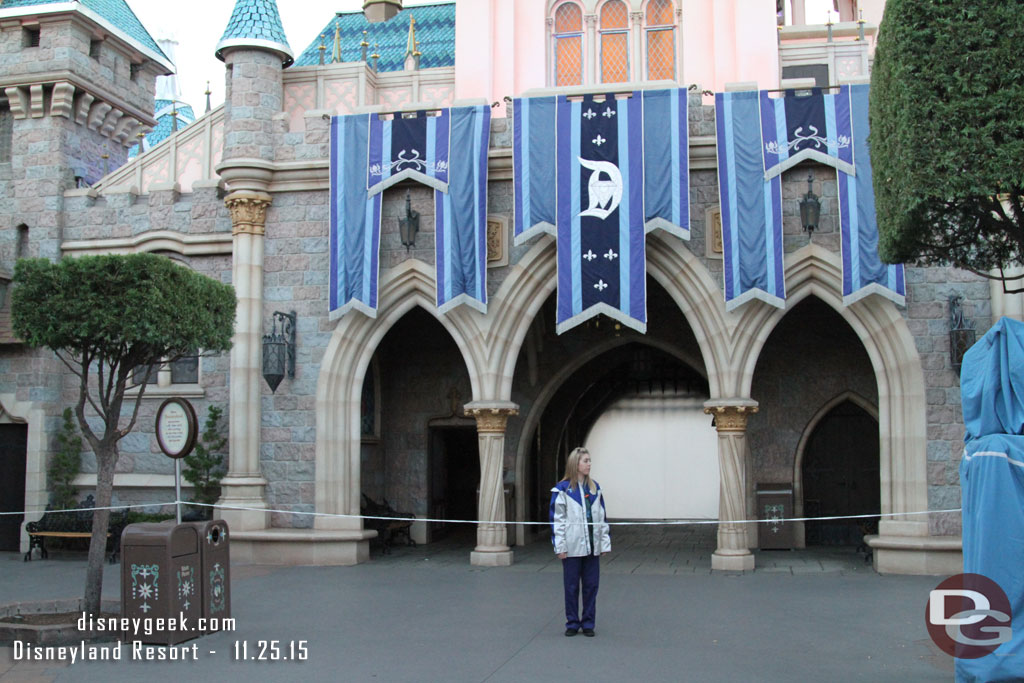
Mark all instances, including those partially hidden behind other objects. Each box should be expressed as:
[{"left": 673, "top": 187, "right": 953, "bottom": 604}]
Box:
[
  {"left": 404, "top": 15, "right": 420, "bottom": 71},
  {"left": 405, "top": 14, "right": 417, "bottom": 58},
  {"left": 215, "top": 0, "right": 294, "bottom": 68},
  {"left": 332, "top": 22, "right": 343, "bottom": 64}
]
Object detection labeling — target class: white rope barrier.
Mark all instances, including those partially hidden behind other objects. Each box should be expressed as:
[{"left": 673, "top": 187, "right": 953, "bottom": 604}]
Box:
[{"left": 0, "top": 500, "right": 963, "bottom": 527}]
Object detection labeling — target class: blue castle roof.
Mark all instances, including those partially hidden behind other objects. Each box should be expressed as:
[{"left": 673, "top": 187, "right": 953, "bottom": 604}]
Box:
[
  {"left": 215, "top": 0, "right": 293, "bottom": 67},
  {"left": 127, "top": 100, "right": 197, "bottom": 159},
  {"left": 294, "top": 2, "right": 455, "bottom": 72},
  {"left": 0, "top": 0, "right": 168, "bottom": 62}
]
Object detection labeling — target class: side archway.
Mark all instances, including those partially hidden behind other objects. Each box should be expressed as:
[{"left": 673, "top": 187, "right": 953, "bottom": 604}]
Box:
[
  {"left": 314, "top": 261, "right": 486, "bottom": 530},
  {"left": 732, "top": 244, "right": 928, "bottom": 540}
]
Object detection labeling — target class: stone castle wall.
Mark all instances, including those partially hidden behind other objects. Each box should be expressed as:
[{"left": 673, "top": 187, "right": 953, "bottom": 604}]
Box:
[{"left": 0, "top": 93, "right": 988, "bottom": 535}]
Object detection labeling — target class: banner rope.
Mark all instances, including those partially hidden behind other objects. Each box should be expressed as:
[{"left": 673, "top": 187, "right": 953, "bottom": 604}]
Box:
[{"left": 0, "top": 501, "right": 962, "bottom": 527}]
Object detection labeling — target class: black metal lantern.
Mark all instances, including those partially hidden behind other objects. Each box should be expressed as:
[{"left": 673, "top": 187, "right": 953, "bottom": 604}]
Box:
[
  {"left": 262, "top": 310, "right": 296, "bottom": 393},
  {"left": 799, "top": 172, "right": 820, "bottom": 233},
  {"left": 399, "top": 188, "right": 419, "bottom": 251},
  {"left": 949, "top": 295, "right": 976, "bottom": 372}
]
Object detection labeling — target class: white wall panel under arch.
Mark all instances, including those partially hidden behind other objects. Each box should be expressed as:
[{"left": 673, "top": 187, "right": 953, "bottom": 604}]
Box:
[{"left": 585, "top": 394, "right": 719, "bottom": 520}]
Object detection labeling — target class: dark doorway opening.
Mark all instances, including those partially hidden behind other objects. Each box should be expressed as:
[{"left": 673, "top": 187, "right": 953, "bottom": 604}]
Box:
[
  {"left": 802, "top": 400, "right": 880, "bottom": 545},
  {"left": 428, "top": 426, "right": 479, "bottom": 542},
  {"left": 0, "top": 423, "right": 27, "bottom": 551}
]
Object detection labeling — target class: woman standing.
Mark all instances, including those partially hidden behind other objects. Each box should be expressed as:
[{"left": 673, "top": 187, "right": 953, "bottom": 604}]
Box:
[{"left": 550, "top": 446, "right": 611, "bottom": 637}]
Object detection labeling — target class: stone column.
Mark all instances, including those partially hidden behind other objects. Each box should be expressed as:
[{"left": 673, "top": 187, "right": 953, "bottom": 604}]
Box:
[
  {"left": 584, "top": 14, "right": 598, "bottom": 85},
  {"left": 704, "top": 399, "right": 759, "bottom": 571},
  {"left": 464, "top": 401, "right": 518, "bottom": 567},
  {"left": 630, "top": 11, "right": 644, "bottom": 82},
  {"left": 218, "top": 190, "right": 273, "bottom": 531}
]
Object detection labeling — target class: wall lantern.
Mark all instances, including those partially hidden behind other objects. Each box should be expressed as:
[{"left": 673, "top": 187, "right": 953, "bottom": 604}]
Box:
[
  {"left": 799, "top": 172, "right": 820, "bottom": 233},
  {"left": 262, "top": 310, "right": 296, "bottom": 393},
  {"left": 399, "top": 188, "right": 419, "bottom": 251},
  {"left": 949, "top": 294, "right": 976, "bottom": 372}
]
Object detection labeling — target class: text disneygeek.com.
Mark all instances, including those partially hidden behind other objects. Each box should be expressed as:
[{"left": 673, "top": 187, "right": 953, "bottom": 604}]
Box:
[{"left": 9, "top": 612, "right": 314, "bottom": 664}]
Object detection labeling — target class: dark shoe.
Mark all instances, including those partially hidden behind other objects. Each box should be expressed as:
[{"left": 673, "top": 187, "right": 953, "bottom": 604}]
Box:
[
  {"left": 582, "top": 628, "right": 595, "bottom": 637},
  {"left": 564, "top": 628, "right": 579, "bottom": 637}
]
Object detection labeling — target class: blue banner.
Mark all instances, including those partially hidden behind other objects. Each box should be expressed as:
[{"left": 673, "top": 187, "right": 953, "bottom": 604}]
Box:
[
  {"left": 715, "top": 85, "right": 904, "bottom": 311},
  {"left": 330, "top": 105, "right": 490, "bottom": 319},
  {"left": 513, "top": 88, "right": 690, "bottom": 333},
  {"left": 840, "top": 84, "right": 905, "bottom": 306},
  {"left": 556, "top": 93, "right": 646, "bottom": 333},
  {"left": 717, "top": 89, "right": 786, "bottom": 310}
]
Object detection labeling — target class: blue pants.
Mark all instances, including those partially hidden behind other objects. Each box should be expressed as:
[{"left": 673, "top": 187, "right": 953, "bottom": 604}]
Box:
[{"left": 562, "top": 555, "right": 600, "bottom": 630}]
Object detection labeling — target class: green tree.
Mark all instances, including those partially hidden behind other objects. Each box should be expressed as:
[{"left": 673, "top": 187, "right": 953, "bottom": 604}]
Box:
[
  {"left": 49, "top": 408, "right": 83, "bottom": 512},
  {"left": 12, "top": 253, "right": 235, "bottom": 615},
  {"left": 183, "top": 405, "right": 228, "bottom": 519},
  {"left": 870, "top": 0, "right": 1024, "bottom": 287}
]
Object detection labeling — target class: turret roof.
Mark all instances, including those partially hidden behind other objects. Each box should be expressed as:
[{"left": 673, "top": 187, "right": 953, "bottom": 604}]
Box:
[{"left": 215, "top": 0, "right": 293, "bottom": 67}]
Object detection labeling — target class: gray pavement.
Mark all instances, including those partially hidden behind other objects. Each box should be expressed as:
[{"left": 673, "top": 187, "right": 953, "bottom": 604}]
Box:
[{"left": 1, "top": 526, "right": 955, "bottom": 682}]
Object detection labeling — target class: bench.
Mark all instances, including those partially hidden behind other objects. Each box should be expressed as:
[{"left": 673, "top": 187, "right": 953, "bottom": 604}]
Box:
[
  {"left": 361, "top": 494, "right": 416, "bottom": 554},
  {"left": 24, "top": 495, "right": 128, "bottom": 564}
]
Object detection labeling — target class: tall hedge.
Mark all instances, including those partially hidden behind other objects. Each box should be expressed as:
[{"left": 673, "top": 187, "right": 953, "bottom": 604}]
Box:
[{"left": 870, "top": 0, "right": 1024, "bottom": 276}]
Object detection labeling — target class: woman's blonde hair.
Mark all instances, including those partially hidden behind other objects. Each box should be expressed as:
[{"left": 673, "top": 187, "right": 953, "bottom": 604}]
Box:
[{"left": 560, "top": 446, "right": 595, "bottom": 494}]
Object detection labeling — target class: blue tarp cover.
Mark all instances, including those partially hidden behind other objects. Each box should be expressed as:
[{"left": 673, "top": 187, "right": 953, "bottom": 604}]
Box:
[{"left": 958, "top": 317, "right": 1024, "bottom": 682}]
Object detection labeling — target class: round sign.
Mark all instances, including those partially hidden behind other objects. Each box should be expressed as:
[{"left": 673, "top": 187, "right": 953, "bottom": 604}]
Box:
[{"left": 155, "top": 397, "right": 198, "bottom": 459}]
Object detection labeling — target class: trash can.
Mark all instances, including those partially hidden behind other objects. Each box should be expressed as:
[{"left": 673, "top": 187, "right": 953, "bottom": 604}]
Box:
[
  {"left": 120, "top": 523, "right": 202, "bottom": 645},
  {"left": 756, "top": 483, "right": 795, "bottom": 550},
  {"left": 185, "top": 519, "right": 230, "bottom": 633}
]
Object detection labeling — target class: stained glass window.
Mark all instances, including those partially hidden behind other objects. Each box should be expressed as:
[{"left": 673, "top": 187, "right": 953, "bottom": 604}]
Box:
[
  {"left": 554, "top": 2, "right": 583, "bottom": 87},
  {"left": 600, "top": 1, "right": 629, "bottom": 83},
  {"left": 646, "top": 0, "right": 676, "bottom": 81}
]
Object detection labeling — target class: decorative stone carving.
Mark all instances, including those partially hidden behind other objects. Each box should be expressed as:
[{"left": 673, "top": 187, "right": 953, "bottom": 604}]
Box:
[
  {"left": 486, "top": 214, "right": 509, "bottom": 267},
  {"left": 225, "top": 191, "right": 273, "bottom": 236},
  {"left": 50, "top": 82, "right": 75, "bottom": 119},
  {"left": 4, "top": 87, "right": 28, "bottom": 119},
  {"left": 706, "top": 206, "right": 723, "bottom": 258},
  {"left": 465, "top": 405, "right": 518, "bottom": 433},
  {"left": 704, "top": 404, "right": 758, "bottom": 432}
]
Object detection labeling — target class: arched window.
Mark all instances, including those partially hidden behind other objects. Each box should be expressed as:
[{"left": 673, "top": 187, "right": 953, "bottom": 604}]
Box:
[
  {"left": 553, "top": 2, "right": 583, "bottom": 87},
  {"left": 646, "top": 0, "right": 676, "bottom": 81},
  {"left": 599, "top": 1, "right": 629, "bottom": 83}
]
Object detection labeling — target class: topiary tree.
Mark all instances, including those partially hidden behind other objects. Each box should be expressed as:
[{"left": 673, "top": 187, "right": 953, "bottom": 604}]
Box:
[
  {"left": 870, "top": 0, "right": 1024, "bottom": 288},
  {"left": 12, "top": 253, "right": 235, "bottom": 615},
  {"left": 49, "top": 407, "right": 83, "bottom": 512},
  {"left": 183, "top": 405, "right": 228, "bottom": 520}
]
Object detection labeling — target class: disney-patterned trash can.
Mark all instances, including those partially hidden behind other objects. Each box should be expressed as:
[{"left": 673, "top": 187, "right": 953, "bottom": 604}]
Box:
[
  {"left": 186, "top": 519, "right": 230, "bottom": 633},
  {"left": 120, "top": 523, "right": 201, "bottom": 644}
]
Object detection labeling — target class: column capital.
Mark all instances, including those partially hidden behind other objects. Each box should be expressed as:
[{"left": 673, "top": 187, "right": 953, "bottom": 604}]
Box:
[
  {"left": 703, "top": 399, "right": 759, "bottom": 432},
  {"left": 584, "top": 13, "right": 598, "bottom": 27},
  {"left": 225, "top": 191, "right": 272, "bottom": 236},
  {"left": 464, "top": 401, "right": 519, "bottom": 433}
]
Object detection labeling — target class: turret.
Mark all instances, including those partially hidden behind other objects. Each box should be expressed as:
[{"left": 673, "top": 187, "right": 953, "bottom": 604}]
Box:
[{"left": 214, "top": 0, "right": 292, "bottom": 192}]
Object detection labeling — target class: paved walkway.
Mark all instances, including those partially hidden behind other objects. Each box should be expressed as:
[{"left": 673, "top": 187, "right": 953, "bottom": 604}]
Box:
[{"left": 1, "top": 527, "right": 955, "bottom": 682}]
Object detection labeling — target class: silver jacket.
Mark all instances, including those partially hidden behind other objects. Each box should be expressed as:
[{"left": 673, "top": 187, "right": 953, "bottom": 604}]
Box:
[{"left": 550, "top": 480, "right": 612, "bottom": 557}]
